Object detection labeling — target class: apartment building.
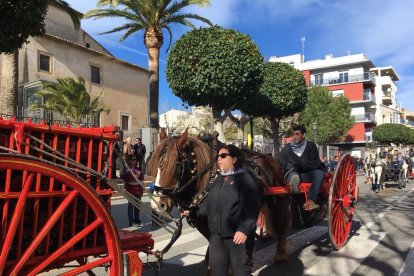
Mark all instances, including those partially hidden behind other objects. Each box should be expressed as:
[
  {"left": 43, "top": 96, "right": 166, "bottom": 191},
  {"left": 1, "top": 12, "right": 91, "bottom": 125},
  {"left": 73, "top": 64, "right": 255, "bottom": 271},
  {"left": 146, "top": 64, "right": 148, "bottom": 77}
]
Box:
[
  {"left": 0, "top": 1, "right": 149, "bottom": 129},
  {"left": 270, "top": 53, "right": 402, "bottom": 156}
]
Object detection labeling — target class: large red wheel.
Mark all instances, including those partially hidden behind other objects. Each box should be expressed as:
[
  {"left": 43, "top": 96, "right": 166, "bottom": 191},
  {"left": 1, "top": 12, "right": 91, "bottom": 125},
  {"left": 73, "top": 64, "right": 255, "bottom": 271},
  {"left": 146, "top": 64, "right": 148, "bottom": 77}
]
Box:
[
  {"left": 328, "top": 154, "right": 358, "bottom": 250},
  {"left": 0, "top": 155, "right": 122, "bottom": 275}
]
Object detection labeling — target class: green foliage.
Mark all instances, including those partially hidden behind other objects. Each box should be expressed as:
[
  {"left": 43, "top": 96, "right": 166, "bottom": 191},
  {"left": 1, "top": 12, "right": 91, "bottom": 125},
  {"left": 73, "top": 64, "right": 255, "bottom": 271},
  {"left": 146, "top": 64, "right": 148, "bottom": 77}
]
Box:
[
  {"left": 299, "top": 86, "right": 354, "bottom": 144},
  {"left": 166, "top": 26, "right": 263, "bottom": 111},
  {"left": 240, "top": 61, "right": 307, "bottom": 118},
  {"left": 33, "top": 77, "right": 110, "bottom": 123},
  {"left": 373, "top": 123, "right": 412, "bottom": 145},
  {"left": 0, "top": 0, "right": 80, "bottom": 54},
  {"left": 87, "top": 0, "right": 212, "bottom": 50},
  {"left": 0, "top": 0, "right": 48, "bottom": 53},
  {"left": 253, "top": 118, "right": 273, "bottom": 138}
]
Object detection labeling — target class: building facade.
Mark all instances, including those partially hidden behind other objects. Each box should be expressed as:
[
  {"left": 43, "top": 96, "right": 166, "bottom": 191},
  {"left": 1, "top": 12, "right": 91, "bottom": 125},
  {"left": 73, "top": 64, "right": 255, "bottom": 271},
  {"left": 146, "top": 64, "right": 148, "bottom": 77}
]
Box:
[
  {"left": 0, "top": 1, "right": 149, "bottom": 130},
  {"left": 270, "top": 53, "right": 403, "bottom": 157}
]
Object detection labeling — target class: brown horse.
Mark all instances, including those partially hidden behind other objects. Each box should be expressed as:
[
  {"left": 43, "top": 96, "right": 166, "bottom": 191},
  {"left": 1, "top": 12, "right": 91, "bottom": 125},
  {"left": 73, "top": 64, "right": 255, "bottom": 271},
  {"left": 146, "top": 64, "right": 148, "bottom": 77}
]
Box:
[{"left": 147, "top": 129, "right": 292, "bottom": 268}]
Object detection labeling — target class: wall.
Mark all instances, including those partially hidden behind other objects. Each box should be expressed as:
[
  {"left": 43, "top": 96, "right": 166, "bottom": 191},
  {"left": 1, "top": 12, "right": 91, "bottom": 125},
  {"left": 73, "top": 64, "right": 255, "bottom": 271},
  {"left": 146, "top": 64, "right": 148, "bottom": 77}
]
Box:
[{"left": 18, "top": 35, "right": 149, "bottom": 129}]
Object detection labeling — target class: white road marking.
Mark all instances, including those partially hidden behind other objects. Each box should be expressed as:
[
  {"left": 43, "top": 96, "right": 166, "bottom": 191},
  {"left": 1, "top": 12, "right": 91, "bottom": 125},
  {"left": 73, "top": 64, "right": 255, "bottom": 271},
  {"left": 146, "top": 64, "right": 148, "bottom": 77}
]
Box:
[
  {"left": 399, "top": 240, "right": 414, "bottom": 276},
  {"left": 304, "top": 228, "right": 386, "bottom": 276}
]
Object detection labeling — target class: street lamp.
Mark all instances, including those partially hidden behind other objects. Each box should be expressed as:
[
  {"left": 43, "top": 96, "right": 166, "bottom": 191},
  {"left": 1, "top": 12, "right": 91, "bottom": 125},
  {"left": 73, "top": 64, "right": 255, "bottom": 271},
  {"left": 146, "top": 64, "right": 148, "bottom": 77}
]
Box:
[{"left": 312, "top": 122, "right": 318, "bottom": 153}]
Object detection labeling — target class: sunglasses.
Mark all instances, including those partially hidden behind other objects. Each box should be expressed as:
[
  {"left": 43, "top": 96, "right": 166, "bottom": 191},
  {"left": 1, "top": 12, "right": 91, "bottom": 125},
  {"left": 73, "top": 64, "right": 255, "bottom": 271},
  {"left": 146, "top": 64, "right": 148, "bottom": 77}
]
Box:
[{"left": 218, "top": 153, "right": 231, "bottom": 159}]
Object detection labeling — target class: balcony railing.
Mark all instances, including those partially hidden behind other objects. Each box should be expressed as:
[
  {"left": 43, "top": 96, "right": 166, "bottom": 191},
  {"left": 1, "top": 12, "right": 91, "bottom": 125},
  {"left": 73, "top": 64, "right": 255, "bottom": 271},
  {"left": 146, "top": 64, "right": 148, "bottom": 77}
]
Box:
[
  {"left": 363, "top": 92, "right": 376, "bottom": 102},
  {"left": 311, "top": 72, "right": 375, "bottom": 86},
  {"left": 353, "top": 113, "right": 376, "bottom": 123},
  {"left": 400, "top": 119, "right": 414, "bottom": 126}
]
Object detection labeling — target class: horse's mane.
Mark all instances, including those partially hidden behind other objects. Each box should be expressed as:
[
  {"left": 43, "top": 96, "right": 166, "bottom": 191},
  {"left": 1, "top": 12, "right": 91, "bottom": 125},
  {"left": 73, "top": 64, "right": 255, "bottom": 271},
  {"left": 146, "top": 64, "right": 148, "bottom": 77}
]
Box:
[{"left": 147, "top": 136, "right": 213, "bottom": 190}]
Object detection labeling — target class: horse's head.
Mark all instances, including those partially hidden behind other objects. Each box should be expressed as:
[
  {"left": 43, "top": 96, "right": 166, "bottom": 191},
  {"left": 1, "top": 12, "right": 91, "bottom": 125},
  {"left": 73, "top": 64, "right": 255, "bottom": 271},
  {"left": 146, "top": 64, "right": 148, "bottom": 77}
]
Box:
[{"left": 147, "top": 129, "right": 212, "bottom": 214}]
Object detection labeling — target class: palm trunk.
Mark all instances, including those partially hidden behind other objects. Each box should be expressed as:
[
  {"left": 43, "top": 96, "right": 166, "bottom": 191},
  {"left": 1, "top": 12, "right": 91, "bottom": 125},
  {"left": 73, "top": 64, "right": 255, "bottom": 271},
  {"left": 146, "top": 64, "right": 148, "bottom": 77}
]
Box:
[
  {"left": 148, "top": 47, "right": 160, "bottom": 128},
  {"left": 0, "top": 50, "right": 18, "bottom": 116}
]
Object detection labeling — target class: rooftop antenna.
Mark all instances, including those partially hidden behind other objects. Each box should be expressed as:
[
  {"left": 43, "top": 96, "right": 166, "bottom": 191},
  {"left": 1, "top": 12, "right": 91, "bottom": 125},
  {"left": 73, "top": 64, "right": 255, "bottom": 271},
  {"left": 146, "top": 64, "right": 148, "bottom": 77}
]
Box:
[{"left": 301, "top": 37, "right": 306, "bottom": 63}]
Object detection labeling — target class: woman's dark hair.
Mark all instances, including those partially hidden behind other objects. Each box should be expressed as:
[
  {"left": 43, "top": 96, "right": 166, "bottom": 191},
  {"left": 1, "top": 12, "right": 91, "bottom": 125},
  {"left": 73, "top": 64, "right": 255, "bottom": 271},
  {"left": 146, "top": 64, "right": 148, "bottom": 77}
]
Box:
[{"left": 219, "top": 144, "right": 246, "bottom": 169}]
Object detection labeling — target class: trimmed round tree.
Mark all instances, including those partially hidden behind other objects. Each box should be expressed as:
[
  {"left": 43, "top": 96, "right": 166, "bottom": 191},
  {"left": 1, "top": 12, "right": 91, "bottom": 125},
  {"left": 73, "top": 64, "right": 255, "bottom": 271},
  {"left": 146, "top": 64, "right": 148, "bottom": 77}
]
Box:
[
  {"left": 373, "top": 123, "right": 411, "bottom": 145},
  {"left": 166, "top": 26, "right": 263, "bottom": 141},
  {"left": 240, "top": 61, "right": 308, "bottom": 155}
]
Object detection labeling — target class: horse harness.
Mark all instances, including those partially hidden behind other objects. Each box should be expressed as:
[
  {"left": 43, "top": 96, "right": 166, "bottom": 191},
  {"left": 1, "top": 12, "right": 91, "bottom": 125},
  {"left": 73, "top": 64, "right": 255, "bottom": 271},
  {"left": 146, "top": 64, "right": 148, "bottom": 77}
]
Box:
[{"left": 154, "top": 132, "right": 220, "bottom": 210}]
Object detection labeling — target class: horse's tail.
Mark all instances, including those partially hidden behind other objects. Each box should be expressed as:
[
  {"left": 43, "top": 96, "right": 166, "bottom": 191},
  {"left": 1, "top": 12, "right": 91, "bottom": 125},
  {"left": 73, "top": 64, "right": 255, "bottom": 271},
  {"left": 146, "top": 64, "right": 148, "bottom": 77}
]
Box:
[{"left": 262, "top": 202, "right": 276, "bottom": 235}]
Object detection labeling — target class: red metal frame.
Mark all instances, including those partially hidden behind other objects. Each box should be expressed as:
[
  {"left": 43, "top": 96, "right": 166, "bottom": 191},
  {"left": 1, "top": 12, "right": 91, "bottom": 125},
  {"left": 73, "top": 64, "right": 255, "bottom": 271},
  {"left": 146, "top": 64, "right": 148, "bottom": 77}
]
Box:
[{"left": 0, "top": 118, "right": 154, "bottom": 275}]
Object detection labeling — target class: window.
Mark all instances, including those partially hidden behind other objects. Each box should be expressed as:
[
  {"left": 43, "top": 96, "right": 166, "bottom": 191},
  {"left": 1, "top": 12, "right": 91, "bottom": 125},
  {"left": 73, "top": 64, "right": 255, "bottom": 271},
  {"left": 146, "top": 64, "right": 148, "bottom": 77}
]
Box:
[
  {"left": 91, "top": 65, "right": 101, "bottom": 84},
  {"left": 331, "top": 89, "right": 344, "bottom": 97},
  {"left": 39, "top": 54, "right": 51, "bottom": 72},
  {"left": 339, "top": 71, "right": 349, "bottom": 83},
  {"left": 314, "top": 74, "right": 323, "bottom": 85},
  {"left": 121, "top": 114, "right": 130, "bottom": 130}
]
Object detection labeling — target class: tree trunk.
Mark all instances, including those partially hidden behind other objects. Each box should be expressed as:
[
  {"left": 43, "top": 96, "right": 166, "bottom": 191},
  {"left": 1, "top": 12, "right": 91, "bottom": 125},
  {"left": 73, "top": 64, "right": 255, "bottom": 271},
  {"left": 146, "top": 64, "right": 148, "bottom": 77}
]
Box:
[
  {"left": 0, "top": 50, "right": 18, "bottom": 116},
  {"left": 148, "top": 47, "right": 160, "bottom": 128},
  {"left": 271, "top": 118, "right": 281, "bottom": 157},
  {"left": 212, "top": 106, "right": 226, "bottom": 143}
]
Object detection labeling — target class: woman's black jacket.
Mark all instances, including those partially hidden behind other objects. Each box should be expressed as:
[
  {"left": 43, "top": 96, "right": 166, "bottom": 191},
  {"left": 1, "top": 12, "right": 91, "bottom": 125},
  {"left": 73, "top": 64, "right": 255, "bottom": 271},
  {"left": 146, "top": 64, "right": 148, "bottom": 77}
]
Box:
[{"left": 194, "top": 171, "right": 260, "bottom": 238}]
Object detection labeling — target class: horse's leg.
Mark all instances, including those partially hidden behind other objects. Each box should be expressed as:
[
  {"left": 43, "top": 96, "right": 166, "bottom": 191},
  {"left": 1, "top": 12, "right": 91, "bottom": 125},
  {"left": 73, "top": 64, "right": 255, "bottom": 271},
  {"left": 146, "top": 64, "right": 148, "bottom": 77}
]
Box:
[{"left": 267, "top": 196, "right": 291, "bottom": 263}]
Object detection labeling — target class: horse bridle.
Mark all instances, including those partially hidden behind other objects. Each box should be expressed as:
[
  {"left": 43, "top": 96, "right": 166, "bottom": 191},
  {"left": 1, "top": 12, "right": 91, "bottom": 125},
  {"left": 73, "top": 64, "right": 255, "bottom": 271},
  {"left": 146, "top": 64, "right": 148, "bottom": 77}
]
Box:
[{"left": 155, "top": 133, "right": 219, "bottom": 208}]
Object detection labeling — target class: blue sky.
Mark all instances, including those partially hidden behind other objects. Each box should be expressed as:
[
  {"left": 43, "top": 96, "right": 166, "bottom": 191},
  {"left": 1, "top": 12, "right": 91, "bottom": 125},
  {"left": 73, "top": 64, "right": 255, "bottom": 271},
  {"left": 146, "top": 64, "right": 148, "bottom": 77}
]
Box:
[{"left": 67, "top": 0, "right": 414, "bottom": 113}]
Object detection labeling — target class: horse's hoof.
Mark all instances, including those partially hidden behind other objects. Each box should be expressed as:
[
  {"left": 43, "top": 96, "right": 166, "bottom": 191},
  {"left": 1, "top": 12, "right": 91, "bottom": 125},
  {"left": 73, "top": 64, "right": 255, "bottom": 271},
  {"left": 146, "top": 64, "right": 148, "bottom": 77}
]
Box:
[
  {"left": 273, "top": 254, "right": 288, "bottom": 263},
  {"left": 375, "top": 189, "right": 379, "bottom": 193}
]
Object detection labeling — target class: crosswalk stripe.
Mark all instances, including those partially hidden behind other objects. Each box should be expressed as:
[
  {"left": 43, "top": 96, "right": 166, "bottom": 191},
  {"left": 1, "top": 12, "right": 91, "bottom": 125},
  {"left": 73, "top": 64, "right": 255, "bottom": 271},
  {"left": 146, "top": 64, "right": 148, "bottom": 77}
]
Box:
[
  {"left": 399, "top": 240, "right": 414, "bottom": 276},
  {"left": 166, "top": 245, "right": 209, "bottom": 265},
  {"left": 304, "top": 228, "right": 386, "bottom": 275}
]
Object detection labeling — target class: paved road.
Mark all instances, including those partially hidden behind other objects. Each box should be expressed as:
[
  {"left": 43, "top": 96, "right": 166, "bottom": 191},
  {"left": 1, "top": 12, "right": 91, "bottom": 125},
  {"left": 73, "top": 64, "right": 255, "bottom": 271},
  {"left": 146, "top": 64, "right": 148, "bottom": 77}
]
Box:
[
  {"left": 42, "top": 176, "right": 414, "bottom": 275},
  {"left": 118, "top": 176, "right": 414, "bottom": 276}
]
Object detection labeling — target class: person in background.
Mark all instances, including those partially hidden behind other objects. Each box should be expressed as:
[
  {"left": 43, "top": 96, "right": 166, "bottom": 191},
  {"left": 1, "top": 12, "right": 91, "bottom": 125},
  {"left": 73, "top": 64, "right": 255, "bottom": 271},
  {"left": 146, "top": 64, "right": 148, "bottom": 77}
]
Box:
[
  {"left": 123, "top": 137, "right": 134, "bottom": 163},
  {"left": 134, "top": 137, "right": 147, "bottom": 174},
  {"left": 121, "top": 157, "right": 144, "bottom": 227},
  {"left": 111, "top": 141, "right": 120, "bottom": 179}
]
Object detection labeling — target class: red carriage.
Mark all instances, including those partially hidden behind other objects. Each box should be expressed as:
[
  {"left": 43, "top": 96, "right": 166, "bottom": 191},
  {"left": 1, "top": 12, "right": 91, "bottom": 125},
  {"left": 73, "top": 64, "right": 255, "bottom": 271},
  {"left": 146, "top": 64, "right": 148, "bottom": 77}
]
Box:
[
  {"left": 257, "top": 153, "right": 358, "bottom": 250},
  {"left": 0, "top": 117, "right": 154, "bottom": 275}
]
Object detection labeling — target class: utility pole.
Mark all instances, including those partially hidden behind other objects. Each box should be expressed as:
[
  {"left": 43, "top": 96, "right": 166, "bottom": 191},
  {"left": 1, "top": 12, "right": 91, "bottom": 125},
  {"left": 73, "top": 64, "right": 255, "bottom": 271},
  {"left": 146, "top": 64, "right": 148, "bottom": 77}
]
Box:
[{"left": 301, "top": 37, "right": 306, "bottom": 63}]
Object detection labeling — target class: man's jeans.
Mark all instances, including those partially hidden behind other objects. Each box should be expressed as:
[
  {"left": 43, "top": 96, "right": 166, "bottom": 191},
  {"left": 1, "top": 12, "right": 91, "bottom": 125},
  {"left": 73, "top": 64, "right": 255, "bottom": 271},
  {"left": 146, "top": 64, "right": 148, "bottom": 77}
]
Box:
[{"left": 286, "top": 169, "right": 325, "bottom": 201}]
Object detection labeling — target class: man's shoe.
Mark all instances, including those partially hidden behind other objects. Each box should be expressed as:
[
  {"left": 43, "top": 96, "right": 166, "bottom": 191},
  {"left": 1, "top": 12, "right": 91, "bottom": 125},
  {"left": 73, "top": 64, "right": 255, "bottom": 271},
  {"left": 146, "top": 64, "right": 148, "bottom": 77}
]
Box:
[
  {"left": 303, "top": 200, "right": 320, "bottom": 211},
  {"left": 289, "top": 174, "right": 300, "bottom": 193}
]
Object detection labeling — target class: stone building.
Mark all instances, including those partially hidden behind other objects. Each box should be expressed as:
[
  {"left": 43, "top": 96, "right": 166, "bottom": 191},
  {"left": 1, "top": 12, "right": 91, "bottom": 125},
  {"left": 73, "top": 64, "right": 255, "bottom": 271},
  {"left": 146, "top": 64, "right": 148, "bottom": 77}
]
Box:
[{"left": 0, "top": 1, "right": 149, "bottom": 130}]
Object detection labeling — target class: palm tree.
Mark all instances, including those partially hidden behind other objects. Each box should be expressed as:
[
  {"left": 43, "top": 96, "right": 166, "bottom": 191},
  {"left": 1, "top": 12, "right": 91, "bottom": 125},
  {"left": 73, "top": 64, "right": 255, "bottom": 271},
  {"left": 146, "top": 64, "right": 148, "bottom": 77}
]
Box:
[
  {"left": 33, "top": 77, "right": 110, "bottom": 124},
  {"left": 0, "top": 0, "right": 80, "bottom": 117},
  {"left": 85, "top": 0, "right": 213, "bottom": 128}
]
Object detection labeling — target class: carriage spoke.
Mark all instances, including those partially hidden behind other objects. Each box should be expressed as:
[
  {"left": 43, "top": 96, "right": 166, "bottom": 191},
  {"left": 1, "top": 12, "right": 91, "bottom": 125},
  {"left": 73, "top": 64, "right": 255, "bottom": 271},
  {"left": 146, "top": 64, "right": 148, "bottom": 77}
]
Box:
[
  {"left": 28, "top": 218, "right": 103, "bottom": 276},
  {"left": 61, "top": 256, "right": 113, "bottom": 276},
  {"left": 8, "top": 190, "right": 79, "bottom": 276},
  {"left": 0, "top": 173, "right": 35, "bottom": 271}
]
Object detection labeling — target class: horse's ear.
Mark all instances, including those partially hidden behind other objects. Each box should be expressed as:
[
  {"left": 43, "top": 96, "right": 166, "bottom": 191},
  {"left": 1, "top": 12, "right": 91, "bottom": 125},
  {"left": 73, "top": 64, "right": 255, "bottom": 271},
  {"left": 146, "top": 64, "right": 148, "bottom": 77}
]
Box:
[
  {"left": 160, "top": 128, "right": 167, "bottom": 141},
  {"left": 176, "top": 129, "right": 188, "bottom": 150}
]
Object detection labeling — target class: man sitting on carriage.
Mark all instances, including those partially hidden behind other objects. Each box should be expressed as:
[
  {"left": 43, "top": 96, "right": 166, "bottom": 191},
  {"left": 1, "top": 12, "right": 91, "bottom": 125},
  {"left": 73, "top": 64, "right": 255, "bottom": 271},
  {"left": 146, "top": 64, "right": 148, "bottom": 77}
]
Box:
[{"left": 281, "top": 124, "right": 325, "bottom": 211}]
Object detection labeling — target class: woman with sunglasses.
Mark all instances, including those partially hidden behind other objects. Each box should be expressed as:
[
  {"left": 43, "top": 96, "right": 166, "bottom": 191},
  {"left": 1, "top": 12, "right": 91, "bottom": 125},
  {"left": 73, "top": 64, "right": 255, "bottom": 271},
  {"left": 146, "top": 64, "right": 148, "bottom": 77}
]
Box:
[{"left": 183, "top": 144, "right": 260, "bottom": 276}]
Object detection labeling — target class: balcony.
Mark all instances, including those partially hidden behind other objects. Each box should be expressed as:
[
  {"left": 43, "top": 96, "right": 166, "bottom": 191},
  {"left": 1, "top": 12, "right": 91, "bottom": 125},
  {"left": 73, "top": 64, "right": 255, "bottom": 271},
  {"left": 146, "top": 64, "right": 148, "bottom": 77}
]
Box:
[
  {"left": 363, "top": 92, "right": 376, "bottom": 102},
  {"left": 382, "top": 91, "right": 392, "bottom": 105},
  {"left": 400, "top": 118, "right": 414, "bottom": 126},
  {"left": 311, "top": 72, "right": 375, "bottom": 86},
  {"left": 354, "top": 113, "right": 376, "bottom": 123}
]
